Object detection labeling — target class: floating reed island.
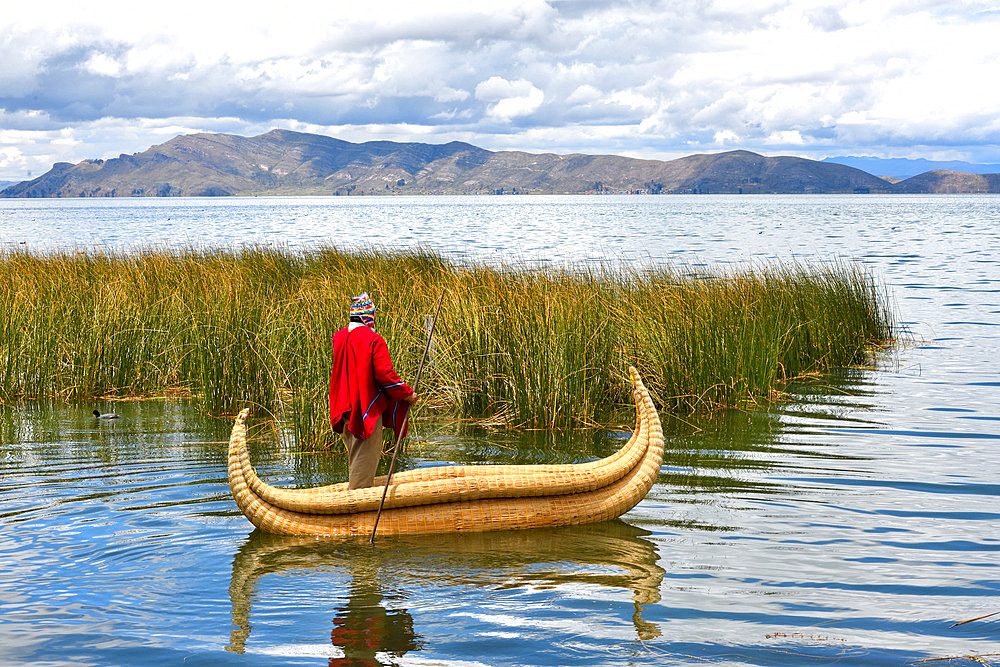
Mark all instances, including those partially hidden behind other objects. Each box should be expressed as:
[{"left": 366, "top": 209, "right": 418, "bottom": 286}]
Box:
[{"left": 0, "top": 246, "right": 893, "bottom": 444}]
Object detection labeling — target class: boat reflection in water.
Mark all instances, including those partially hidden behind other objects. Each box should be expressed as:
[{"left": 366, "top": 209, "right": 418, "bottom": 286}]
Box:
[{"left": 227, "top": 520, "right": 664, "bottom": 661}]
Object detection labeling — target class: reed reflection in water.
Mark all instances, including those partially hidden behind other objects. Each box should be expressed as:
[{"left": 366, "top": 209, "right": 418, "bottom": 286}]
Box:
[
  {"left": 1, "top": 364, "right": 996, "bottom": 663},
  {"left": 226, "top": 521, "right": 664, "bottom": 661}
]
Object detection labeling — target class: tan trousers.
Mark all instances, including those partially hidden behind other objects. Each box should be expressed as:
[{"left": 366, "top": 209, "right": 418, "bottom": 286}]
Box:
[{"left": 344, "top": 419, "right": 383, "bottom": 489}]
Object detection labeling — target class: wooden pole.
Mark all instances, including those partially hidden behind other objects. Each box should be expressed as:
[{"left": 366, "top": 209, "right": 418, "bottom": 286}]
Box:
[{"left": 369, "top": 288, "right": 445, "bottom": 543}]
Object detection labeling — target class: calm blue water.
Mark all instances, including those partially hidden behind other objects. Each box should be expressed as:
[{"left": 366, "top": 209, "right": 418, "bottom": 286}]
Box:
[{"left": 1, "top": 195, "right": 999, "bottom": 665}]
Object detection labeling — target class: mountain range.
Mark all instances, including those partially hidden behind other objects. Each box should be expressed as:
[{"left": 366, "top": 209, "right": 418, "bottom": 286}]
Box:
[
  {"left": 3, "top": 129, "right": 999, "bottom": 197},
  {"left": 822, "top": 156, "right": 1000, "bottom": 180}
]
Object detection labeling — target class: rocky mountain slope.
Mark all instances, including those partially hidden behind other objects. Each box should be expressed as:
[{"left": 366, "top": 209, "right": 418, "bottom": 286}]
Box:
[
  {"left": 891, "top": 170, "right": 1000, "bottom": 194},
  {"left": 3, "top": 129, "right": 996, "bottom": 197}
]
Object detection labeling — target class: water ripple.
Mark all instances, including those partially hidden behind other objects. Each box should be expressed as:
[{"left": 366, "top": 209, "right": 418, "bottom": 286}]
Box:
[{"left": 3, "top": 195, "right": 1000, "bottom": 665}]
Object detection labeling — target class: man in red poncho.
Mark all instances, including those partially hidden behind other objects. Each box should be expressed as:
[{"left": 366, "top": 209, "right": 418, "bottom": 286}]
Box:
[{"left": 329, "top": 292, "right": 417, "bottom": 489}]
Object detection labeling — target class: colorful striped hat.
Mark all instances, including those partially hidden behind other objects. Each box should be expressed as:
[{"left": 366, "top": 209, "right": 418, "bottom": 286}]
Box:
[{"left": 350, "top": 291, "right": 376, "bottom": 326}]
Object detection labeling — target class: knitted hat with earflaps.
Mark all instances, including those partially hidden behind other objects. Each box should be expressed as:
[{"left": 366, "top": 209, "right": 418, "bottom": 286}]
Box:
[{"left": 350, "top": 292, "right": 376, "bottom": 326}]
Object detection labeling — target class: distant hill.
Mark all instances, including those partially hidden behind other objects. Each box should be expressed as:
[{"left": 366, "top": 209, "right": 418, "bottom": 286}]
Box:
[
  {"left": 2, "top": 130, "right": 997, "bottom": 197},
  {"left": 823, "top": 156, "right": 1000, "bottom": 180},
  {"left": 2, "top": 131, "right": 489, "bottom": 198},
  {"left": 892, "top": 170, "right": 1000, "bottom": 194}
]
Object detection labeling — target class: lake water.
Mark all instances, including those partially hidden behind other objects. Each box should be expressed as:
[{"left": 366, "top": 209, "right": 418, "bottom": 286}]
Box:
[{"left": 1, "top": 195, "right": 999, "bottom": 665}]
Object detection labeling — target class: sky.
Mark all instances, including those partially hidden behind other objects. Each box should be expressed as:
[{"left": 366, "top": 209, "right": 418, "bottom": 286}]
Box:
[{"left": 2, "top": 0, "right": 1000, "bottom": 181}]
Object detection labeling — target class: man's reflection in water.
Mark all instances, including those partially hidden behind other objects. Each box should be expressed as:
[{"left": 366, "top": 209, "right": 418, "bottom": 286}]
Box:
[
  {"left": 227, "top": 521, "right": 663, "bottom": 660},
  {"left": 328, "top": 555, "right": 421, "bottom": 666},
  {"left": 227, "top": 531, "right": 422, "bottom": 663}
]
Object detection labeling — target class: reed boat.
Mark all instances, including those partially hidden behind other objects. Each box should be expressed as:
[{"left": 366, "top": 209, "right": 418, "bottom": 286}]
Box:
[{"left": 227, "top": 367, "right": 664, "bottom": 536}]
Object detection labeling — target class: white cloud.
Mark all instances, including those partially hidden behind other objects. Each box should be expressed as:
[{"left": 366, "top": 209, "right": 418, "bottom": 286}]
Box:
[
  {"left": 475, "top": 76, "right": 544, "bottom": 120},
  {"left": 475, "top": 76, "right": 532, "bottom": 101},
  {"left": 566, "top": 84, "right": 602, "bottom": 105},
  {"left": 2, "top": 0, "right": 1000, "bottom": 178},
  {"left": 0, "top": 146, "right": 25, "bottom": 169},
  {"left": 607, "top": 90, "right": 656, "bottom": 112},
  {"left": 490, "top": 87, "right": 545, "bottom": 121},
  {"left": 434, "top": 88, "right": 471, "bottom": 103},
  {"left": 714, "top": 129, "right": 739, "bottom": 144},
  {"left": 83, "top": 53, "right": 122, "bottom": 77},
  {"left": 765, "top": 130, "right": 805, "bottom": 145}
]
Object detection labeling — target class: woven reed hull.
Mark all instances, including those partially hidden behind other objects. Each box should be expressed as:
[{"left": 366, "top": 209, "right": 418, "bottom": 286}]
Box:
[
  {"left": 234, "top": 375, "right": 648, "bottom": 515},
  {"left": 227, "top": 367, "right": 663, "bottom": 536}
]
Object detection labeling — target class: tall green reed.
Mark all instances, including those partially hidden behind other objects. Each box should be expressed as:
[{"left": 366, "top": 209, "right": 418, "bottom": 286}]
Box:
[
  {"left": 625, "top": 262, "right": 892, "bottom": 412},
  {"left": 430, "top": 265, "right": 622, "bottom": 428},
  {"left": 0, "top": 247, "right": 894, "bottom": 446}
]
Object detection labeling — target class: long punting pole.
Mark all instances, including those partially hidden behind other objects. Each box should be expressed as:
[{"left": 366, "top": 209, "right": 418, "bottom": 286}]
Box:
[{"left": 370, "top": 289, "right": 446, "bottom": 544}]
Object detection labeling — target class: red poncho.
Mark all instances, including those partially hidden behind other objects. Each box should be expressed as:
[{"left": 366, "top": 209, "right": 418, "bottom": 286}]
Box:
[{"left": 329, "top": 324, "right": 413, "bottom": 440}]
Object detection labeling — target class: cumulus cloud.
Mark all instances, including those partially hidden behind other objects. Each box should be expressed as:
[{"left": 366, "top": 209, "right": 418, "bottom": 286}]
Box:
[
  {"left": 1, "top": 0, "right": 1000, "bottom": 178},
  {"left": 83, "top": 53, "right": 123, "bottom": 77},
  {"left": 0, "top": 146, "right": 26, "bottom": 170},
  {"left": 714, "top": 129, "right": 740, "bottom": 145},
  {"left": 765, "top": 130, "right": 806, "bottom": 145},
  {"left": 566, "top": 84, "right": 602, "bottom": 105},
  {"left": 475, "top": 76, "right": 544, "bottom": 120}
]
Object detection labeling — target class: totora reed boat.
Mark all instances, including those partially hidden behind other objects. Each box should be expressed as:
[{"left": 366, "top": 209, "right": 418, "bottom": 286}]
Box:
[{"left": 227, "top": 367, "right": 664, "bottom": 536}]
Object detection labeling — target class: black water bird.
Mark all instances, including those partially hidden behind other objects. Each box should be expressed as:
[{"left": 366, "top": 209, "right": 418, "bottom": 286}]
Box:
[{"left": 93, "top": 409, "right": 119, "bottom": 419}]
